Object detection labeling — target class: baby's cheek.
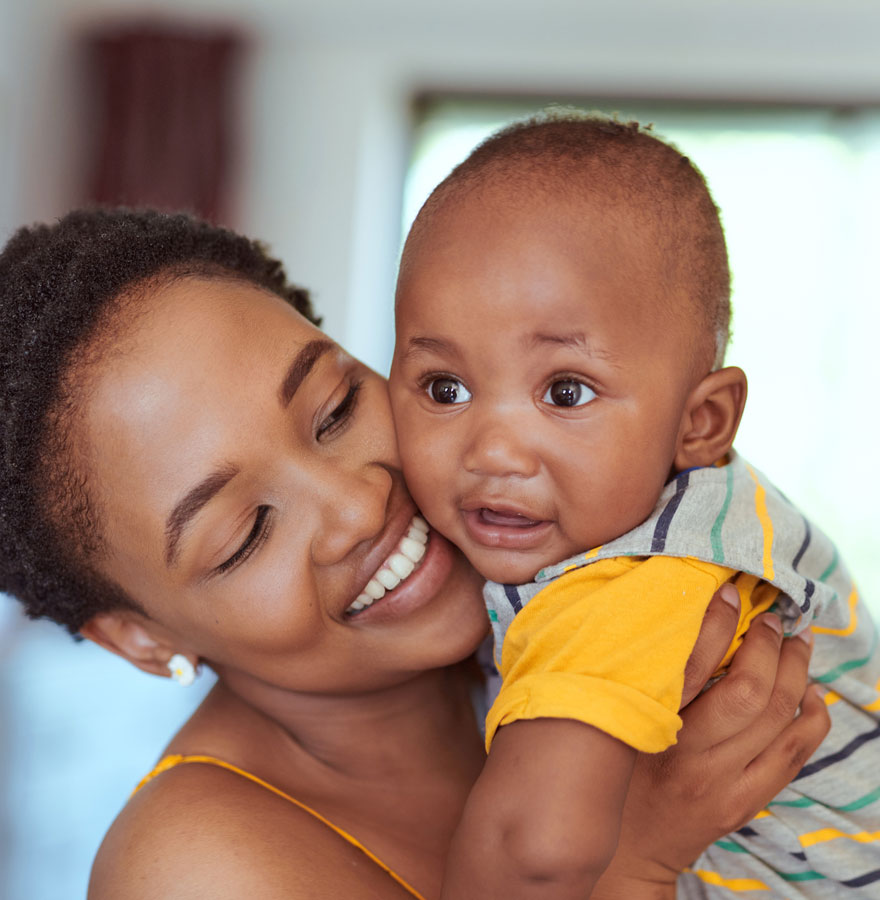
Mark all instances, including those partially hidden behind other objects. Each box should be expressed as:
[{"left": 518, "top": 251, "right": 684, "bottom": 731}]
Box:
[
  {"left": 389, "top": 394, "right": 424, "bottom": 467},
  {"left": 389, "top": 389, "right": 458, "bottom": 529},
  {"left": 398, "top": 441, "right": 455, "bottom": 530},
  {"left": 401, "top": 446, "right": 447, "bottom": 517}
]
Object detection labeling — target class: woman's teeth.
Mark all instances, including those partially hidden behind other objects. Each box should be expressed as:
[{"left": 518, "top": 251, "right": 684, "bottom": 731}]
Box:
[{"left": 347, "top": 516, "right": 429, "bottom": 614}]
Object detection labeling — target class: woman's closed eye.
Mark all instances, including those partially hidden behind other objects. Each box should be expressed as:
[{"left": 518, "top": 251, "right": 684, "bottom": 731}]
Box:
[
  {"left": 424, "top": 376, "right": 472, "bottom": 405},
  {"left": 215, "top": 505, "right": 272, "bottom": 575},
  {"left": 209, "top": 377, "right": 362, "bottom": 578},
  {"left": 542, "top": 379, "right": 596, "bottom": 408},
  {"left": 317, "top": 378, "right": 362, "bottom": 440}
]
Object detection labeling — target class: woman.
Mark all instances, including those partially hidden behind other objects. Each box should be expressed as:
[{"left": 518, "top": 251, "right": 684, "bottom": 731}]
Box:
[{"left": 0, "top": 209, "right": 828, "bottom": 899}]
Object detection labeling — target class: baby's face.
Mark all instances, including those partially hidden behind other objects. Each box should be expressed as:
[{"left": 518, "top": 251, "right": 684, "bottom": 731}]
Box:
[{"left": 390, "top": 185, "right": 702, "bottom": 584}]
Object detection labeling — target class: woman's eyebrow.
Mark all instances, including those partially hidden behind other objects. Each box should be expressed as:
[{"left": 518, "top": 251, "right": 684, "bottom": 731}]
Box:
[
  {"left": 279, "top": 339, "right": 335, "bottom": 407},
  {"left": 165, "top": 466, "right": 238, "bottom": 567}
]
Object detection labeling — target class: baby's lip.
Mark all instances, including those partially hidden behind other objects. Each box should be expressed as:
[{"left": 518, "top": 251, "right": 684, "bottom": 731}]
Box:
[
  {"left": 460, "top": 496, "right": 545, "bottom": 520},
  {"left": 461, "top": 506, "right": 554, "bottom": 551},
  {"left": 477, "top": 507, "right": 541, "bottom": 527}
]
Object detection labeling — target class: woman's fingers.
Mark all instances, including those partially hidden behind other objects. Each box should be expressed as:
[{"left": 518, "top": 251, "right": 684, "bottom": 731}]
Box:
[
  {"left": 716, "top": 625, "right": 818, "bottom": 763},
  {"left": 748, "top": 682, "right": 831, "bottom": 788},
  {"left": 678, "top": 612, "right": 789, "bottom": 751},
  {"left": 623, "top": 611, "right": 826, "bottom": 867},
  {"left": 680, "top": 583, "right": 741, "bottom": 707},
  {"left": 617, "top": 615, "right": 825, "bottom": 874},
  {"left": 717, "top": 683, "right": 831, "bottom": 833}
]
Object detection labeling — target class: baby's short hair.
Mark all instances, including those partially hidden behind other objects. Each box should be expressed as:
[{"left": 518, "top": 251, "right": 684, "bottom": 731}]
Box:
[{"left": 405, "top": 111, "right": 731, "bottom": 370}]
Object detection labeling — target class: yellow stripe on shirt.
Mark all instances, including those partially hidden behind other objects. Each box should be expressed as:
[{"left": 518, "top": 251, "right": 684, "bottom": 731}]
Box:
[
  {"left": 823, "top": 672, "right": 880, "bottom": 710},
  {"left": 746, "top": 464, "right": 774, "bottom": 581},
  {"left": 812, "top": 585, "right": 860, "bottom": 637},
  {"left": 687, "top": 868, "right": 770, "bottom": 891},
  {"left": 562, "top": 545, "right": 605, "bottom": 574},
  {"left": 799, "top": 827, "right": 880, "bottom": 848}
]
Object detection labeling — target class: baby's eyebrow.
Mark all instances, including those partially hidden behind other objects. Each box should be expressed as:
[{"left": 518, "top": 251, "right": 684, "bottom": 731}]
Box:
[
  {"left": 398, "top": 335, "right": 460, "bottom": 361},
  {"left": 529, "top": 331, "right": 620, "bottom": 364}
]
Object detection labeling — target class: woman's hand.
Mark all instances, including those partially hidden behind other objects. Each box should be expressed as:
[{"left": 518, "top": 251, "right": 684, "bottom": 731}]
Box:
[{"left": 593, "top": 585, "right": 830, "bottom": 899}]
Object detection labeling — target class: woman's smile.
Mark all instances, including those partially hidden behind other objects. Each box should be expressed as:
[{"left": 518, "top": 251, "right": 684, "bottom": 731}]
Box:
[
  {"left": 347, "top": 514, "right": 429, "bottom": 614},
  {"left": 342, "top": 508, "right": 466, "bottom": 627}
]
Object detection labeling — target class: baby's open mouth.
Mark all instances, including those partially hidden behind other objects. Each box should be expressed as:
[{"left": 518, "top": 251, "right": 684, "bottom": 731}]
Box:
[
  {"left": 461, "top": 507, "right": 553, "bottom": 551},
  {"left": 478, "top": 508, "right": 542, "bottom": 527},
  {"left": 346, "top": 515, "right": 428, "bottom": 614}
]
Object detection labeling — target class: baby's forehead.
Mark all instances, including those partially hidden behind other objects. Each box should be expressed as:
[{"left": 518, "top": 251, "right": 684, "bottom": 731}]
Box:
[
  {"left": 400, "top": 119, "right": 729, "bottom": 370},
  {"left": 399, "top": 169, "right": 718, "bottom": 370},
  {"left": 415, "top": 156, "right": 676, "bottom": 255},
  {"left": 407, "top": 167, "right": 672, "bottom": 290}
]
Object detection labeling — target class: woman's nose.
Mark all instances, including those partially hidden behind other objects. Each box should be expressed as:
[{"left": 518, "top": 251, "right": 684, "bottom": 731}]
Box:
[
  {"left": 461, "top": 415, "right": 541, "bottom": 480},
  {"left": 309, "top": 461, "right": 394, "bottom": 567}
]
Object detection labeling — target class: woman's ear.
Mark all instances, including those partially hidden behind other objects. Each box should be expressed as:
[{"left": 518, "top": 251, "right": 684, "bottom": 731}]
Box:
[
  {"left": 674, "top": 366, "right": 747, "bottom": 472},
  {"left": 79, "top": 610, "right": 195, "bottom": 680}
]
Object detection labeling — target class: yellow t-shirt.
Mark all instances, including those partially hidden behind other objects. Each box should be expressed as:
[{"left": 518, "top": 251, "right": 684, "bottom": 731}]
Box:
[{"left": 484, "top": 555, "right": 778, "bottom": 752}]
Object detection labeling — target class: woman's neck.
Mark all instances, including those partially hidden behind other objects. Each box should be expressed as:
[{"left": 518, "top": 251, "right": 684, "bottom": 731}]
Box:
[
  {"left": 182, "top": 660, "right": 486, "bottom": 787},
  {"left": 168, "top": 660, "right": 486, "bottom": 898}
]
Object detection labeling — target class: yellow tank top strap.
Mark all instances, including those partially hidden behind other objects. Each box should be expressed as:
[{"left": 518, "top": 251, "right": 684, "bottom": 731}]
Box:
[{"left": 134, "top": 754, "right": 426, "bottom": 900}]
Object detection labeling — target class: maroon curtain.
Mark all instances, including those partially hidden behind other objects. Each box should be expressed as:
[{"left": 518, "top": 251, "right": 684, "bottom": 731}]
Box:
[{"left": 86, "top": 23, "right": 242, "bottom": 223}]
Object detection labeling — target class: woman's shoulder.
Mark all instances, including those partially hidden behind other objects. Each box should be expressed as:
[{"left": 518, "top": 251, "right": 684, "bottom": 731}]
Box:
[
  {"left": 88, "top": 756, "right": 412, "bottom": 899},
  {"left": 89, "top": 759, "right": 313, "bottom": 898}
]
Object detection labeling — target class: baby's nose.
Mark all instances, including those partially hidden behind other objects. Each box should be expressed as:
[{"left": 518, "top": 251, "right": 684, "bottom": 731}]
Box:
[{"left": 462, "top": 419, "right": 541, "bottom": 479}]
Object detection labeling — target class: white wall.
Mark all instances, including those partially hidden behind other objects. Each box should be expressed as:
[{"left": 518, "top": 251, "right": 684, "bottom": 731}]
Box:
[
  {"left": 6, "top": 0, "right": 880, "bottom": 368},
  {"left": 0, "top": 0, "right": 26, "bottom": 242}
]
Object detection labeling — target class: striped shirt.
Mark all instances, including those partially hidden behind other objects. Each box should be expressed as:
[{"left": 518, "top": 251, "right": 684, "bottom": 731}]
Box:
[{"left": 483, "top": 452, "right": 880, "bottom": 896}]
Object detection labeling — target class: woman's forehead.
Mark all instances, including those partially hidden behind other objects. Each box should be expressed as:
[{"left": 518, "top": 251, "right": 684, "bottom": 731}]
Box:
[
  {"left": 88, "top": 274, "right": 325, "bottom": 434},
  {"left": 76, "top": 277, "right": 328, "bottom": 533},
  {"left": 146, "top": 275, "right": 323, "bottom": 339},
  {"left": 87, "top": 278, "right": 323, "bottom": 412}
]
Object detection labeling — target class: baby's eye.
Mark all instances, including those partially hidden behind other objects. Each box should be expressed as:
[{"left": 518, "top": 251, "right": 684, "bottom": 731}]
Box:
[
  {"left": 426, "top": 377, "right": 472, "bottom": 405},
  {"left": 543, "top": 379, "right": 596, "bottom": 408}
]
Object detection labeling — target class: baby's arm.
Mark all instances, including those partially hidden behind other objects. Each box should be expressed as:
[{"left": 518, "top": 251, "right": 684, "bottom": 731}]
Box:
[
  {"left": 440, "top": 559, "right": 734, "bottom": 899},
  {"left": 439, "top": 717, "right": 635, "bottom": 900}
]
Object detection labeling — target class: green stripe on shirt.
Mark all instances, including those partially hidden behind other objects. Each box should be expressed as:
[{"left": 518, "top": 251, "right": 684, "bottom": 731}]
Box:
[{"left": 710, "top": 464, "right": 735, "bottom": 564}]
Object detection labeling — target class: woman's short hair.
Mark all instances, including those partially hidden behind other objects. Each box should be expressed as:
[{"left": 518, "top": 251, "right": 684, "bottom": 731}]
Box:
[{"left": 0, "top": 207, "right": 319, "bottom": 633}]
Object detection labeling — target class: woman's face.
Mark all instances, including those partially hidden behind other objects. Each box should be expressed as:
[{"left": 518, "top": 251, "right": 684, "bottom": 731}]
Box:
[{"left": 76, "top": 276, "right": 487, "bottom": 695}]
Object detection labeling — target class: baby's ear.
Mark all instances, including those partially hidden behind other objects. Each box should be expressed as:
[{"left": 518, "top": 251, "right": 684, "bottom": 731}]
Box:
[
  {"left": 674, "top": 366, "right": 747, "bottom": 472},
  {"left": 79, "top": 609, "right": 195, "bottom": 680}
]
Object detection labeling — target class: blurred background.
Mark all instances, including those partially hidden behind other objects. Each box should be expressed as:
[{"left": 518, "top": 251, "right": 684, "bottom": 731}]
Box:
[{"left": 1, "top": 0, "right": 878, "bottom": 896}]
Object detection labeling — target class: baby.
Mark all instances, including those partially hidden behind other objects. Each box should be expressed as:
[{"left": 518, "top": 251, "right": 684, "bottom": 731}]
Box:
[{"left": 389, "top": 114, "right": 880, "bottom": 898}]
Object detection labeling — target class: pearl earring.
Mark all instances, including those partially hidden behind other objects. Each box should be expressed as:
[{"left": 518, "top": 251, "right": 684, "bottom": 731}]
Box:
[{"left": 167, "top": 653, "right": 197, "bottom": 687}]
